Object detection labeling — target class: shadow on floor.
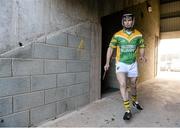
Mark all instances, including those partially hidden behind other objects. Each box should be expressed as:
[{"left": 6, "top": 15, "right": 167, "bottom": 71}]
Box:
[{"left": 101, "top": 87, "right": 119, "bottom": 98}]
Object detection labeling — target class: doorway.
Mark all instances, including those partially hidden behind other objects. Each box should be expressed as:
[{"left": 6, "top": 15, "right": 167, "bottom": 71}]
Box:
[
  {"left": 100, "top": 2, "right": 147, "bottom": 96},
  {"left": 101, "top": 11, "right": 124, "bottom": 96}
]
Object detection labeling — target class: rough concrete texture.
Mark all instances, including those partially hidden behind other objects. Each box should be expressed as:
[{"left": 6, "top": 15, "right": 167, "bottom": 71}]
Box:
[
  {"left": 0, "top": 0, "right": 98, "bottom": 54},
  {"left": 0, "top": 23, "right": 91, "bottom": 126},
  {"left": 40, "top": 74, "right": 180, "bottom": 127}
]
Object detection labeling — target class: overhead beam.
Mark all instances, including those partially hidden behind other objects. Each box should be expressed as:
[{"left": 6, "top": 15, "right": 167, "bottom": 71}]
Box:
[
  {"left": 160, "top": 0, "right": 180, "bottom": 4},
  {"left": 160, "top": 31, "right": 180, "bottom": 39}
]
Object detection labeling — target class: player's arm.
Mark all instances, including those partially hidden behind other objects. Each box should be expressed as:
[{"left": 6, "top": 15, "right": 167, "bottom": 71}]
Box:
[
  {"left": 104, "top": 36, "right": 117, "bottom": 71},
  {"left": 138, "top": 38, "right": 146, "bottom": 62},
  {"left": 104, "top": 47, "right": 114, "bottom": 71}
]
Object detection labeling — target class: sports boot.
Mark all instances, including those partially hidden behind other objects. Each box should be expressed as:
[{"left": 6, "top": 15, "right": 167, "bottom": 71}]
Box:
[
  {"left": 123, "top": 111, "right": 132, "bottom": 120},
  {"left": 133, "top": 102, "right": 143, "bottom": 110}
]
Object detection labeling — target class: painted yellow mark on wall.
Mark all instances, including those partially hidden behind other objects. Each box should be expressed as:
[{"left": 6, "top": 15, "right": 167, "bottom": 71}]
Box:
[{"left": 78, "top": 39, "right": 85, "bottom": 49}]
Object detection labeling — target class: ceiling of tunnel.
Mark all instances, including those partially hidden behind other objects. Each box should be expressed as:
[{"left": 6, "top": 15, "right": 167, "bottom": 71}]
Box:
[
  {"left": 160, "top": 0, "right": 180, "bottom": 4},
  {"left": 160, "top": 0, "right": 180, "bottom": 34}
]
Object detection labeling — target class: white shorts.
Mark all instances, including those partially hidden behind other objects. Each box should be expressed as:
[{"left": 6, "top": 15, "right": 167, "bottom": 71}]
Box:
[{"left": 115, "top": 61, "right": 138, "bottom": 77}]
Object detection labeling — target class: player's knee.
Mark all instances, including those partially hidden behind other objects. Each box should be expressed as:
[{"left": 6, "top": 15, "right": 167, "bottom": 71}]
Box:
[
  {"left": 130, "top": 79, "right": 136, "bottom": 87},
  {"left": 131, "top": 81, "right": 136, "bottom": 85},
  {"left": 120, "top": 82, "right": 126, "bottom": 88}
]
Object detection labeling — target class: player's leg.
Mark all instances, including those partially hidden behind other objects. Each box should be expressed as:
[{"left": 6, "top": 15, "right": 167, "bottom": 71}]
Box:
[
  {"left": 129, "top": 77, "right": 143, "bottom": 110},
  {"left": 128, "top": 62, "right": 143, "bottom": 110},
  {"left": 116, "top": 72, "right": 132, "bottom": 120}
]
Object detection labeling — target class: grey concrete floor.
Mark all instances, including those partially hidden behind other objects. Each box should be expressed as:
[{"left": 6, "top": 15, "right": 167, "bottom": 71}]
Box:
[{"left": 39, "top": 72, "right": 180, "bottom": 127}]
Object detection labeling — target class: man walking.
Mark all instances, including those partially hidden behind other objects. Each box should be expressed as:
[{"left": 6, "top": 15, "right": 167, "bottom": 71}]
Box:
[{"left": 104, "top": 13, "right": 146, "bottom": 120}]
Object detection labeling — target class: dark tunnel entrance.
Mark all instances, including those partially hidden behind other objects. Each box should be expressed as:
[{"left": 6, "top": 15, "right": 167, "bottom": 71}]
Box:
[{"left": 101, "top": 11, "right": 125, "bottom": 96}]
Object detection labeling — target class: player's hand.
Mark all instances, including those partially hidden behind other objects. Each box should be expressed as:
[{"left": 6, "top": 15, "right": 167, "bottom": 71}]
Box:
[
  {"left": 139, "top": 56, "right": 147, "bottom": 63},
  {"left": 104, "top": 63, "right": 110, "bottom": 71}
]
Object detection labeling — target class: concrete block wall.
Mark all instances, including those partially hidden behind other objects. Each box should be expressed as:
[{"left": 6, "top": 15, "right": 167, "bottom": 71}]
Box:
[{"left": 0, "top": 25, "right": 91, "bottom": 126}]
